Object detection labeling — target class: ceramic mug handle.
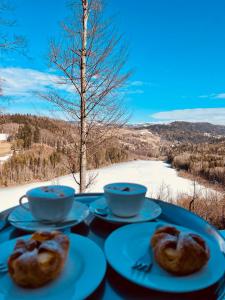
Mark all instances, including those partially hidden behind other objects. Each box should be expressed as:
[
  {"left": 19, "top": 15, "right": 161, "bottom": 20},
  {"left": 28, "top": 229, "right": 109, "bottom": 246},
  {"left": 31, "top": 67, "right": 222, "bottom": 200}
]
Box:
[{"left": 19, "top": 195, "right": 30, "bottom": 211}]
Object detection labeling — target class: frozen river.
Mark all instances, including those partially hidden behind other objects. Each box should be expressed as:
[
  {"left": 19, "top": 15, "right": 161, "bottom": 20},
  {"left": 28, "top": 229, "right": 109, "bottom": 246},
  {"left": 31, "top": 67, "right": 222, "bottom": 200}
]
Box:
[{"left": 0, "top": 160, "right": 220, "bottom": 211}]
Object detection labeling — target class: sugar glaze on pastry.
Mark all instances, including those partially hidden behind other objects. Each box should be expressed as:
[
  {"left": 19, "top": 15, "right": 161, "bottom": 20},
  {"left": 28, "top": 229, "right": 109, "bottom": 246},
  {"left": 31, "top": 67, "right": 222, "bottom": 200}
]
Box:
[
  {"left": 8, "top": 231, "right": 69, "bottom": 288},
  {"left": 151, "top": 226, "right": 210, "bottom": 275}
]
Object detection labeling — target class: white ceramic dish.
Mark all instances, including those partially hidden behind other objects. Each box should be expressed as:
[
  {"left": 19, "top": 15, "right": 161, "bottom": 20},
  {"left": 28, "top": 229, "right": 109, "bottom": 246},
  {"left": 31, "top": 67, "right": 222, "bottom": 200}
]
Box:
[
  {"left": 89, "top": 197, "right": 162, "bottom": 224},
  {"left": 8, "top": 201, "right": 89, "bottom": 231},
  {"left": 0, "top": 234, "right": 106, "bottom": 300},
  {"left": 104, "top": 222, "right": 225, "bottom": 293},
  {"left": 19, "top": 185, "right": 75, "bottom": 222},
  {"left": 104, "top": 182, "right": 147, "bottom": 217}
]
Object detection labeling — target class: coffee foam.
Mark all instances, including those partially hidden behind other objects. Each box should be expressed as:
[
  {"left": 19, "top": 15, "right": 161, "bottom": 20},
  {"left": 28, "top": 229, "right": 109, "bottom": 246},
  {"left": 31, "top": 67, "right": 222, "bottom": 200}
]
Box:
[{"left": 27, "top": 185, "right": 75, "bottom": 199}]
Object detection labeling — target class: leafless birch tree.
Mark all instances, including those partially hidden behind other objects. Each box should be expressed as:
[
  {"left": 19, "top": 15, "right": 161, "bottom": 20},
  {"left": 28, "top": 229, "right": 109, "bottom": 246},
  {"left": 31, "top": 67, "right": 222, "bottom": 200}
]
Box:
[{"left": 43, "top": 0, "right": 131, "bottom": 192}]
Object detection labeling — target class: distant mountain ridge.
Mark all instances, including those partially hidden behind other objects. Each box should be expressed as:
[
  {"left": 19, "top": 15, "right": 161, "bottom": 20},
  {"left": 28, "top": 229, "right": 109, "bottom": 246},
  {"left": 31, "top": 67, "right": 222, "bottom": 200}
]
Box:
[
  {"left": 131, "top": 121, "right": 225, "bottom": 143},
  {"left": 132, "top": 121, "right": 225, "bottom": 133}
]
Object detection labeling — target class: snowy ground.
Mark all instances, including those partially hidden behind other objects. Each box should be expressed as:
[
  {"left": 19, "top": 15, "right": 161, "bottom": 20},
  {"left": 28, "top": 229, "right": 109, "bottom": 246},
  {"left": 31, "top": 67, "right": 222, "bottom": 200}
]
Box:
[
  {"left": 0, "top": 160, "right": 221, "bottom": 212},
  {"left": 0, "top": 134, "right": 9, "bottom": 141},
  {"left": 0, "top": 154, "right": 12, "bottom": 164}
]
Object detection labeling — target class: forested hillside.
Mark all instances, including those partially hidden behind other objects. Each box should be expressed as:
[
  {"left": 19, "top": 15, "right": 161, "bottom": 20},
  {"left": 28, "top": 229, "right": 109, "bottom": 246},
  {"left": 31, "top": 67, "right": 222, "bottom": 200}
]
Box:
[
  {"left": 0, "top": 114, "right": 159, "bottom": 186},
  {"left": 136, "top": 121, "right": 225, "bottom": 188},
  {"left": 166, "top": 142, "right": 225, "bottom": 187},
  {"left": 0, "top": 114, "right": 130, "bottom": 186}
]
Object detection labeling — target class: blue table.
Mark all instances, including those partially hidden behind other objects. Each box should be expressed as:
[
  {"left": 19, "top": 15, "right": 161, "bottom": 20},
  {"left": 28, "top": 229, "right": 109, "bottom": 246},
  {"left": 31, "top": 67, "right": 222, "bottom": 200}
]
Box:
[{"left": 0, "top": 193, "right": 224, "bottom": 300}]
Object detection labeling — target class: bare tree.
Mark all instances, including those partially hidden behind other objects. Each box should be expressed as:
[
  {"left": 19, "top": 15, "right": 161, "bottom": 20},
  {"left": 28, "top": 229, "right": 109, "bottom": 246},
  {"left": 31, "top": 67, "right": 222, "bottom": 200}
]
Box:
[
  {"left": 189, "top": 177, "right": 197, "bottom": 211},
  {"left": 42, "top": 0, "right": 131, "bottom": 192},
  {"left": 0, "top": 0, "right": 26, "bottom": 53}
]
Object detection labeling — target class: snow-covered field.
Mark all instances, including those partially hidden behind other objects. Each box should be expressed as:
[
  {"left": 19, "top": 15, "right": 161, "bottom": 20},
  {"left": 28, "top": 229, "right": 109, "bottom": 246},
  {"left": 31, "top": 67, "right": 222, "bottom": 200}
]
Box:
[
  {"left": 0, "top": 160, "right": 220, "bottom": 212},
  {"left": 0, "top": 134, "right": 9, "bottom": 141},
  {"left": 0, "top": 153, "right": 12, "bottom": 164}
]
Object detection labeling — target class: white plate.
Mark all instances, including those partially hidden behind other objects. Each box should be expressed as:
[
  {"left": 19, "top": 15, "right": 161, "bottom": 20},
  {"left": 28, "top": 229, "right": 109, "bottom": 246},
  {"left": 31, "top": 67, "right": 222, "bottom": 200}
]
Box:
[
  {"left": 8, "top": 201, "right": 89, "bottom": 231},
  {"left": 0, "top": 234, "right": 106, "bottom": 300},
  {"left": 104, "top": 222, "right": 225, "bottom": 293},
  {"left": 89, "top": 197, "right": 162, "bottom": 223}
]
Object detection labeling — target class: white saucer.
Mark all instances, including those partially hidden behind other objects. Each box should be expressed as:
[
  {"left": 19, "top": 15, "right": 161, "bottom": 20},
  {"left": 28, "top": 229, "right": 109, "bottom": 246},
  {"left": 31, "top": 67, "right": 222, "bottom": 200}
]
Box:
[
  {"left": 8, "top": 201, "right": 89, "bottom": 232},
  {"left": 89, "top": 197, "right": 162, "bottom": 224},
  {"left": 104, "top": 222, "right": 225, "bottom": 293},
  {"left": 0, "top": 234, "right": 106, "bottom": 300}
]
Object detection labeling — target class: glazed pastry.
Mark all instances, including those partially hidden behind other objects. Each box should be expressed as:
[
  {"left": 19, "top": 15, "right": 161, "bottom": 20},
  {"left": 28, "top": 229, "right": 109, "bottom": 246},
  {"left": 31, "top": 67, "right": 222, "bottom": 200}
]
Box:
[
  {"left": 151, "top": 226, "right": 210, "bottom": 275},
  {"left": 8, "top": 231, "right": 69, "bottom": 288}
]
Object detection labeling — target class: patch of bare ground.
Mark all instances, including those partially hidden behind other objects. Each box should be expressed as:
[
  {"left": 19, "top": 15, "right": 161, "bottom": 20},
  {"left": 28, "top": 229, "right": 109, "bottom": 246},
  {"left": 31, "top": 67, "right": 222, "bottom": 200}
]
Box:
[
  {"left": 0, "top": 142, "right": 11, "bottom": 156},
  {"left": 118, "top": 127, "right": 161, "bottom": 159}
]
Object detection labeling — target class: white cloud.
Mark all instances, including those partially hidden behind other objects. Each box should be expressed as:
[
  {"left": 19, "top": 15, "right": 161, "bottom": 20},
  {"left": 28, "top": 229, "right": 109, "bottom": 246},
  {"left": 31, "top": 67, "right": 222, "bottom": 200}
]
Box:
[
  {"left": 0, "top": 68, "right": 151, "bottom": 100},
  {"left": 130, "top": 81, "right": 144, "bottom": 87},
  {"left": 0, "top": 67, "right": 73, "bottom": 98},
  {"left": 151, "top": 108, "right": 225, "bottom": 125},
  {"left": 119, "top": 80, "right": 157, "bottom": 97},
  {"left": 129, "top": 80, "right": 156, "bottom": 88},
  {"left": 214, "top": 93, "right": 225, "bottom": 99},
  {"left": 198, "top": 94, "right": 211, "bottom": 98},
  {"left": 198, "top": 93, "right": 225, "bottom": 99},
  {"left": 126, "top": 89, "right": 144, "bottom": 95}
]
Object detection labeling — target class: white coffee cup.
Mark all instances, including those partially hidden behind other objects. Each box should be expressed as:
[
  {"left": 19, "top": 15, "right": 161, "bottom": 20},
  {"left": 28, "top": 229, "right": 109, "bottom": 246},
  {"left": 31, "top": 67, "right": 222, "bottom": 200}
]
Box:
[
  {"left": 19, "top": 185, "right": 75, "bottom": 222},
  {"left": 104, "top": 182, "right": 147, "bottom": 217}
]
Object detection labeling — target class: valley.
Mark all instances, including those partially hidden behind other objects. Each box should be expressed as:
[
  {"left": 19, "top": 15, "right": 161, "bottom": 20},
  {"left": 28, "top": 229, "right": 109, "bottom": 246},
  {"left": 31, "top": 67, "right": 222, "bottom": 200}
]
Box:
[{"left": 0, "top": 114, "right": 224, "bottom": 229}]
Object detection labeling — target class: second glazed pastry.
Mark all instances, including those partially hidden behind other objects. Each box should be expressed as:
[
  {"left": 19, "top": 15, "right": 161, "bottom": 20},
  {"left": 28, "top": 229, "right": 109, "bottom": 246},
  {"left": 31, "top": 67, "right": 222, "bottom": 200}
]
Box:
[{"left": 151, "top": 226, "right": 210, "bottom": 275}]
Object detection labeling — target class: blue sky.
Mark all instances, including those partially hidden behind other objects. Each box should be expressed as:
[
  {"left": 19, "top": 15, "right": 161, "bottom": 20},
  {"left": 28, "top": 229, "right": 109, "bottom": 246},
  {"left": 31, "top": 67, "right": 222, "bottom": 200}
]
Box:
[{"left": 1, "top": 0, "right": 225, "bottom": 124}]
